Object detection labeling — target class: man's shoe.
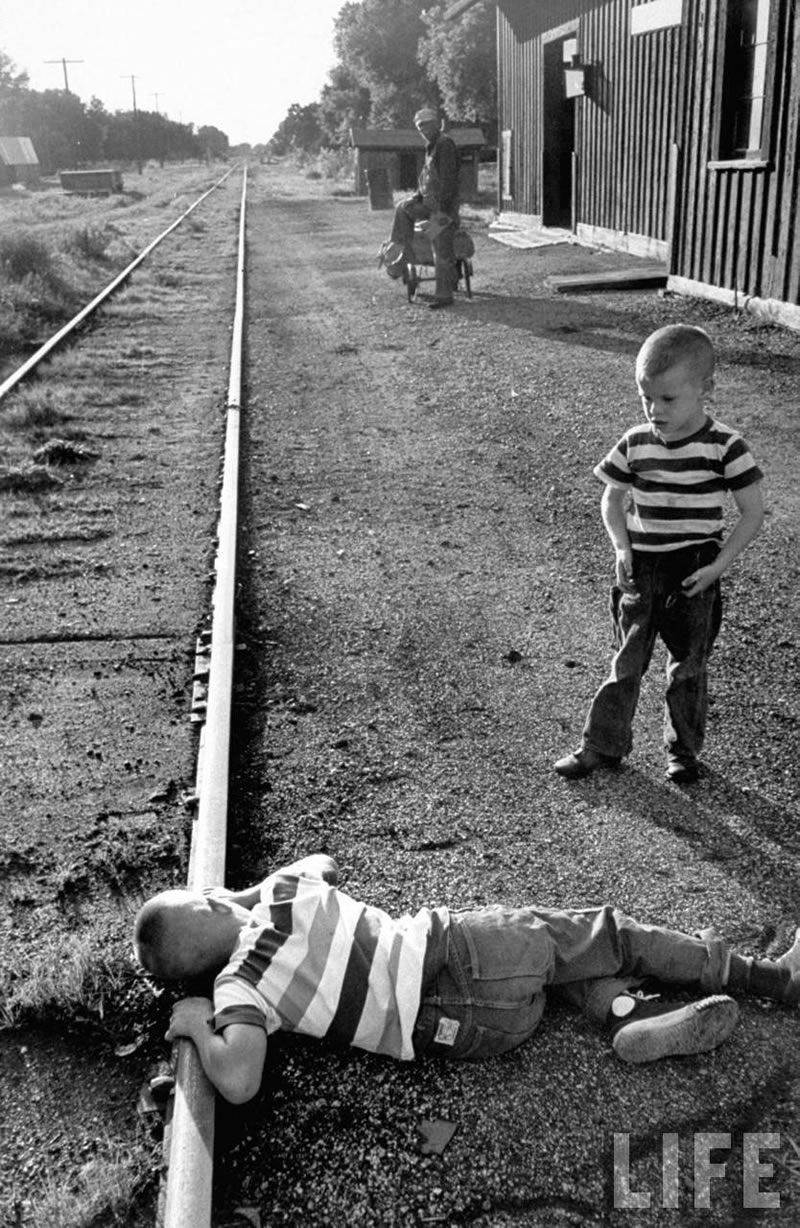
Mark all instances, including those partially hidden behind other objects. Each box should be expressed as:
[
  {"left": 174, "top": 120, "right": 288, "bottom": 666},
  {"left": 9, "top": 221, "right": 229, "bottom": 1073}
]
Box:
[
  {"left": 666, "top": 756, "right": 699, "bottom": 784},
  {"left": 611, "top": 993, "right": 739, "bottom": 1063},
  {"left": 429, "top": 297, "right": 453, "bottom": 310},
  {"left": 554, "top": 747, "right": 620, "bottom": 779}
]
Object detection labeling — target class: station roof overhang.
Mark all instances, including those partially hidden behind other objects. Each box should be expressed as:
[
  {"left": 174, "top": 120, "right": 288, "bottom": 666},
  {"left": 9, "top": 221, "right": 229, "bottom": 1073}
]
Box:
[{"left": 349, "top": 127, "right": 486, "bottom": 152}]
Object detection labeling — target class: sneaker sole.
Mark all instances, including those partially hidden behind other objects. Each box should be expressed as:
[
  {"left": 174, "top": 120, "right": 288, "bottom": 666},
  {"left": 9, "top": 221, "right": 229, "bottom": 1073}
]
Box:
[{"left": 612, "top": 995, "right": 739, "bottom": 1063}]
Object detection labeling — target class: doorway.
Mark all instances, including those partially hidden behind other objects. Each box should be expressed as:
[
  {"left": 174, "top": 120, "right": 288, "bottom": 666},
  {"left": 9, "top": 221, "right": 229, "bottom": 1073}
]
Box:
[{"left": 542, "top": 32, "right": 577, "bottom": 228}]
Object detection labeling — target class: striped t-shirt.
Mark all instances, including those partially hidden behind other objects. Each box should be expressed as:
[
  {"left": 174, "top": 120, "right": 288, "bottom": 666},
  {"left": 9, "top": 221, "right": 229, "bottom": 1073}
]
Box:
[
  {"left": 595, "top": 415, "right": 763, "bottom": 552},
  {"left": 212, "top": 871, "right": 437, "bottom": 1061}
]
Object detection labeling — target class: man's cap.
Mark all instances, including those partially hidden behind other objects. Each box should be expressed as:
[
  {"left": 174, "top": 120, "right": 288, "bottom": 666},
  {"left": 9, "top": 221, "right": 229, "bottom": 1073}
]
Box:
[{"left": 414, "top": 107, "right": 438, "bottom": 125}]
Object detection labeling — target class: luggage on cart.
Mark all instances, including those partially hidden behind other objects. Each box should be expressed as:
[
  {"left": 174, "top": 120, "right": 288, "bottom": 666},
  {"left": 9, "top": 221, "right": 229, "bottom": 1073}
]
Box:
[{"left": 377, "top": 226, "right": 475, "bottom": 301}]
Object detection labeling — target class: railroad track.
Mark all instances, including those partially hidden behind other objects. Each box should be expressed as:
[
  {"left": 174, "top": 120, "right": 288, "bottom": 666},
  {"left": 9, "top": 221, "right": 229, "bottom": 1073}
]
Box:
[
  {"left": 3, "top": 163, "right": 798, "bottom": 1228},
  {"left": 0, "top": 166, "right": 247, "bottom": 1228}
]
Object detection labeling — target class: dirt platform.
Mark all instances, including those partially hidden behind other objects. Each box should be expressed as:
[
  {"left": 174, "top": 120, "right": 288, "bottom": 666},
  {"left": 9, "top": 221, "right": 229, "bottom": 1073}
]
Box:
[{"left": 1, "top": 162, "right": 799, "bottom": 1227}]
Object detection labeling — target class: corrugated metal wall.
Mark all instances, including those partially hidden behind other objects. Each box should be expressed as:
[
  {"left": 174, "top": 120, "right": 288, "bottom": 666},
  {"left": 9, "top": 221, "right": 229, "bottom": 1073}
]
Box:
[{"left": 497, "top": 0, "right": 800, "bottom": 305}]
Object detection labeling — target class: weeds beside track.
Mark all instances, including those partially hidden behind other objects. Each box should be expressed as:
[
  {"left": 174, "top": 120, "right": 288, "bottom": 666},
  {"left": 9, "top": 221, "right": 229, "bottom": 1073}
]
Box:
[{"left": 0, "top": 165, "right": 248, "bottom": 1228}]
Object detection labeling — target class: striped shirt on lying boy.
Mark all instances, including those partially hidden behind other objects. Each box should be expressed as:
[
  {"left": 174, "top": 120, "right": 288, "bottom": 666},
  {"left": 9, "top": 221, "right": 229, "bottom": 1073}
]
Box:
[
  {"left": 211, "top": 869, "right": 439, "bottom": 1060},
  {"left": 594, "top": 415, "right": 763, "bottom": 552}
]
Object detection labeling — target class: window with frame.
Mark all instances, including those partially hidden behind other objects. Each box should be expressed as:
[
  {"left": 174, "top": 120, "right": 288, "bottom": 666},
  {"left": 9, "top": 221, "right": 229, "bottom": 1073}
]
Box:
[{"left": 719, "top": 0, "right": 773, "bottom": 160}]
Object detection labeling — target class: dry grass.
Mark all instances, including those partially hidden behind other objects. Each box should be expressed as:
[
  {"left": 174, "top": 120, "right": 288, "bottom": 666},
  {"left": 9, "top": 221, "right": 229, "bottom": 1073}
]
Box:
[
  {"left": 0, "top": 930, "right": 128, "bottom": 1029},
  {"left": 0, "top": 1138, "right": 155, "bottom": 1228},
  {"left": 0, "top": 163, "right": 235, "bottom": 361},
  {"left": 1, "top": 384, "right": 76, "bottom": 431}
]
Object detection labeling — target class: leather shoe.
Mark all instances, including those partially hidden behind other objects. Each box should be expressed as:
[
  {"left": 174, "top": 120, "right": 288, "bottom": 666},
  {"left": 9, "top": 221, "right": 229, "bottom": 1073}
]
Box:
[
  {"left": 666, "top": 756, "right": 699, "bottom": 783},
  {"left": 554, "top": 747, "right": 620, "bottom": 779},
  {"left": 429, "top": 297, "right": 453, "bottom": 310}
]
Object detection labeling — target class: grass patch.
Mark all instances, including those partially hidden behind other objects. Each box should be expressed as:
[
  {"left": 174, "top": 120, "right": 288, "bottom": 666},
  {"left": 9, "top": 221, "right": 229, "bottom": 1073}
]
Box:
[
  {"left": 0, "top": 930, "right": 133, "bottom": 1030},
  {"left": 0, "top": 165, "right": 230, "bottom": 363},
  {"left": 0, "top": 231, "right": 53, "bottom": 280},
  {"left": 2, "top": 1137, "right": 157, "bottom": 1228},
  {"left": 1, "top": 384, "right": 76, "bottom": 431},
  {"left": 0, "top": 464, "right": 65, "bottom": 493},
  {"left": 63, "top": 224, "right": 118, "bottom": 264}
]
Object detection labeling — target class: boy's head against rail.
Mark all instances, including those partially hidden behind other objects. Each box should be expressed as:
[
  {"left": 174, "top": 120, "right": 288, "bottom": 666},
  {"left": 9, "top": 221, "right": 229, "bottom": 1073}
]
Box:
[{"left": 133, "top": 889, "right": 244, "bottom": 980}]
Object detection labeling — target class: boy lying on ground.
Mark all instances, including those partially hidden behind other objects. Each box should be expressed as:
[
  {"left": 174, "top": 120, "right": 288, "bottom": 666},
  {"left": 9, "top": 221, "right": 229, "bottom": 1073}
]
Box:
[{"left": 133, "top": 854, "right": 799, "bottom": 1104}]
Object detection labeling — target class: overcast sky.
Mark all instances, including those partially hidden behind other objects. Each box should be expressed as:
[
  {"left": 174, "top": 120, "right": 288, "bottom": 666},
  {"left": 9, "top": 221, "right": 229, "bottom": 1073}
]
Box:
[{"left": 3, "top": 0, "right": 347, "bottom": 145}]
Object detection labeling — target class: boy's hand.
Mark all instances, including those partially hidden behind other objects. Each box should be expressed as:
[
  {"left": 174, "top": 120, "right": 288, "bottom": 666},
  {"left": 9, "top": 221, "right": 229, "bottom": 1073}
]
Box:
[
  {"left": 614, "top": 549, "right": 635, "bottom": 592},
  {"left": 166, "top": 996, "right": 268, "bottom": 1104},
  {"left": 681, "top": 563, "right": 720, "bottom": 598},
  {"left": 166, "top": 996, "right": 214, "bottom": 1045}
]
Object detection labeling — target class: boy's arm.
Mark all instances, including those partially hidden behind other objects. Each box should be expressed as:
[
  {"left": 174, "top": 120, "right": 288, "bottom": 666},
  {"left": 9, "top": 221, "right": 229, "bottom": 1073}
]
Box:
[
  {"left": 166, "top": 996, "right": 267, "bottom": 1105},
  {"left": 682, "top": 481, "right": 765, "bottom": 597},
  {"left": 280, "top": 853, "right": 339, "bottom": 885},
  {"left": 212, "top": 854, "right": 340, "bottom": 911},
  {"left": 600, "top": 485, "right": 635, "bottom": 591}
]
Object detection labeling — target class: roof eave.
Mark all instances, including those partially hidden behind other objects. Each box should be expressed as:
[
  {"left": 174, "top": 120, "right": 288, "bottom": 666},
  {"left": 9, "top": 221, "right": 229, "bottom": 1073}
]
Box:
[{"left": 444, "top": 0, "right": 486, "bottom": 19}]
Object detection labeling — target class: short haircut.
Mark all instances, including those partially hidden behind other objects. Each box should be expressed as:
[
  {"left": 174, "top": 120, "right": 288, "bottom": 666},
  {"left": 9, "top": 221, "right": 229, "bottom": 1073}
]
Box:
[
  {"left": 133, "top": 890, "right": 202, "bottom": 980},
  {"left": 636, "top": 324, "right": 716, "bottom": 382}
]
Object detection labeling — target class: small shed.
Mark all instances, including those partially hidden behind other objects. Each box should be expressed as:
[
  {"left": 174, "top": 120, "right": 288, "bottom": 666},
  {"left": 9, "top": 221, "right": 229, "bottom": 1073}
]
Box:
[
  {"left": 349, "top": 127, "right": 486, "bottom": 203},
  {"left": 0, "top": 137, "right": 40, "bottom": 187}
]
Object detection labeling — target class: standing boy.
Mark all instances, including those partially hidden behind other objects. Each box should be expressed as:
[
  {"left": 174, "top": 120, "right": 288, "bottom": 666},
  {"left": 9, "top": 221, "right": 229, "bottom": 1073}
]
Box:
[{"left": 555, "top": 324, "right": 764, "bottom": 783}]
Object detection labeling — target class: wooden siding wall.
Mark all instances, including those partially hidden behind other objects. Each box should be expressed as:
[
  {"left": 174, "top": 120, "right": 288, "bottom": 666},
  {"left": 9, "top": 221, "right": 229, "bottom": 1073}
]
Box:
[
  {"left": 498, "top": 0, "right": 682, "bottom": 238},
  {"left": 581, "top": 4, "right": 683, "bottom": 241},
  {"left": 498, "top": 0, "right": 582, "bottom": 217},
  {"left": 675, "top": 0, "right": 800, "bottom": 303},
  {"left": 498, "top": 0, "right": 800, "bottom": 306}
]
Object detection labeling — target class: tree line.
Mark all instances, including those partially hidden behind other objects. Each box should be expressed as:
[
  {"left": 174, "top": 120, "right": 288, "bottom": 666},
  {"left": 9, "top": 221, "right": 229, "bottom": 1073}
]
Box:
[
  {"left": 0, "top": 50, "right": 231, "bottom": 173},
  {"left": 268, "top": 0, "right": 496, "bottom": 155}
]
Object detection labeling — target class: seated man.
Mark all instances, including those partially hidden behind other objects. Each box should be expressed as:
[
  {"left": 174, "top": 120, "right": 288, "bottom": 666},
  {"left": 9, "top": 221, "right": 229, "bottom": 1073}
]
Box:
[
  {"left": 389, "top": 106, "right": 461, "bottom": 309},
  {"left": 133, "top": 854, "right": 800, "bottom": 1104}
]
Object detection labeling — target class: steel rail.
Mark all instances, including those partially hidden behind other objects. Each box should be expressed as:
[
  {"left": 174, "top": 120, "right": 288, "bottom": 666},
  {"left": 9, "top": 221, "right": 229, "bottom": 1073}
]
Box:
[
  {"left": 160, "top": 164, "right": 248, "bottom": 1228},
  {"left": 0, "top": 166, "right": 236, "bottom": 404}
]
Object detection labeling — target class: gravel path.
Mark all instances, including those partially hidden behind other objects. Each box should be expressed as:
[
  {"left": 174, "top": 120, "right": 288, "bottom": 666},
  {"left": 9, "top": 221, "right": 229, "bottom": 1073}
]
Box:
[
  {"left": 212, "top": 170, "right": 800, "bottom": 1227},
  {"left": 1, "top": 163, "right": 797, "bottom": 1227}
]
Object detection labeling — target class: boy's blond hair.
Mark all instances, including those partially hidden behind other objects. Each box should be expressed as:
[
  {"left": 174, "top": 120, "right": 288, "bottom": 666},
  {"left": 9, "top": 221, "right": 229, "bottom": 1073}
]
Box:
[{"left": 636, "top": 324, "right": 716, "bottom": 382}]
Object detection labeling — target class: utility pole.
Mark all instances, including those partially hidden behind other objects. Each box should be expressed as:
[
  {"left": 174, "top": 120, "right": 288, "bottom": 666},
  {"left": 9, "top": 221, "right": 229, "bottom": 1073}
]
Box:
[
  {"left": 151, "top": 94, "right": 166, "bottom": 166},
  {"left": 123, "top": 73, "right": 143, "bottom": 174},
  {"left": 44, "top": 58, "right": 84, "bottom": 168},
  {"left": 44, "top": 57, "right": 83, "bottom": 92}
]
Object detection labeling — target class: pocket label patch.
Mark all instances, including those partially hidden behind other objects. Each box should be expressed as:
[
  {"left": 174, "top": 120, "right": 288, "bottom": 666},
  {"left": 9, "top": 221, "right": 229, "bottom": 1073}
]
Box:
[{"left": 434, "top": 1017, "right": 460, "bottom": 1046}]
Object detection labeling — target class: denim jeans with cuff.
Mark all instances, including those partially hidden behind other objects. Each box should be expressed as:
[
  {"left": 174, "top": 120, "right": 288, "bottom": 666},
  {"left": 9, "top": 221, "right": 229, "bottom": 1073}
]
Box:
[
  {"left": 411, "top": 904, "right": 729, "bottom": 1060},
  {"left": 582, "top": 543, "right": 722, "bottom": 761}
]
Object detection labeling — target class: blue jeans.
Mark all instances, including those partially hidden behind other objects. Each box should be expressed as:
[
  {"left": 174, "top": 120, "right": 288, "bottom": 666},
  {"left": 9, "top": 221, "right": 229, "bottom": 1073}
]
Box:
[
  {"left": 582, "top": 545, "right": 722, "bottom": 761},
  {"left": 411, "top": 906, "right": 729, "bottom": 1060}
]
